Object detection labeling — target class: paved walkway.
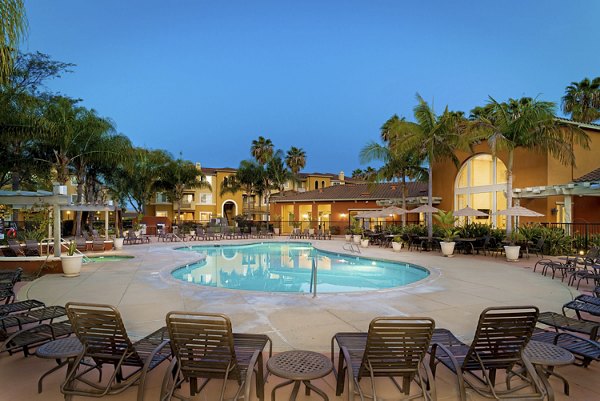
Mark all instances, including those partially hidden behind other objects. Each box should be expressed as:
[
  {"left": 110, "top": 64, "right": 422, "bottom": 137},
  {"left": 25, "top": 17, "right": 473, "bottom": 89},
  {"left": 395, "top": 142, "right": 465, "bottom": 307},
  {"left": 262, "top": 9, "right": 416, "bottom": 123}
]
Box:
[{"left": 4, "top": 238, "right": 600, "bottom": 400}]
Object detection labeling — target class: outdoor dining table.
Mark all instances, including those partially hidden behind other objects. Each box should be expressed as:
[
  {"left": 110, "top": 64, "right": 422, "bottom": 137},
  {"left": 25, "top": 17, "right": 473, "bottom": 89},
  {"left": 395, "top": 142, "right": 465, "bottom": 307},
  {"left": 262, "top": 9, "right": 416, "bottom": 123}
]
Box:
[{"left": 454, "top": 238, "right": 477, "bottom": 254}]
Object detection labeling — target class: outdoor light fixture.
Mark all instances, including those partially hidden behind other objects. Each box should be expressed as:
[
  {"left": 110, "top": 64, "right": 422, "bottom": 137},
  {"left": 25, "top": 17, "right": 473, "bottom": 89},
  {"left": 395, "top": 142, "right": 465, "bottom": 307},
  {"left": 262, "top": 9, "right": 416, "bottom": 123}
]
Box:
[
  {"left": 579, "top": 249, "right": 585, "bottom": 256},
  {"left": 340, "top": 213, "right": 346, "bottom": 217}
]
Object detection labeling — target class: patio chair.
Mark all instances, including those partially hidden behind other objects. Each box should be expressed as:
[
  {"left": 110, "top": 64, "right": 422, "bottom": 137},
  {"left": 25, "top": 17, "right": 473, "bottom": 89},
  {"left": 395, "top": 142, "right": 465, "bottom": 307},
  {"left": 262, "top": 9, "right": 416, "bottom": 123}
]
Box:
[
  {"left": 24, "top": 239, "right": 41, "bottom": 256},
  {"left": 161, "top": 311, "right": 272, "bottom": 401},
  {"left": 331, "top": 316, "right": 437, "bottom": 400},
  {"left": 92, "top": 238, "right": 105, "bottom": 252},
  {"left": 563, "top": 294, "right": 600, "bottom": 318},
  {"left": 7, "top": 239, "right": 25, "bottom": 256},
  {"left": 526, "top": 238, "right": 544, "bottom": 258},
  {"left": 75, "top": 236, "right": 89, "bottom": 252},
  {"left": 61, "top": 302, "right": 171, "bottom": 401},
  {"left": 531, "top": 327, "right": 600, "bottom": 367},
  {"left": 429, "top": 306, "right": 545, "bottom": 401},
  {"left": 1, "top": 320, "right": 72, "bottom": 356}
]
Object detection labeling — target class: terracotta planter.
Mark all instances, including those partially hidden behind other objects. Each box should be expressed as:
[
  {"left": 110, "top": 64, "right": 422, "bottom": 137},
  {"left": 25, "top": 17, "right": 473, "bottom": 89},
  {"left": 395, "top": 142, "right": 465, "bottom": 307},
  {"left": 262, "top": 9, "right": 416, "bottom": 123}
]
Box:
[
  {"left": 61, "top": 254, "right": 83, "bottom": 277},
  {"left": 392, "top": 242, "right": 403, "bottom": 252},
  {"left": 440, "top": 241, "right": 456, "bottom": 257},
  {"left": 504, "top": 245, "right": 521, "bottom": 262}
]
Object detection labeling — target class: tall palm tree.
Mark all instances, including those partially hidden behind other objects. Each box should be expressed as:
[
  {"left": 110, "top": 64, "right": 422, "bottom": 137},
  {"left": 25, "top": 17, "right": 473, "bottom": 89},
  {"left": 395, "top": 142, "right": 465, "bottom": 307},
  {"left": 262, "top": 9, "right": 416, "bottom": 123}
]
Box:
[
  {"left": 268, "top": 153, "right": 293, "bottom": 195},
  {"left": 562, "top": 77, "right": 600, "bottom": 123},
  {"left": 351, "top": 168, "right": 363, "bottom": 178},
  {"left": 250, "top": 136, "right": 274, "bottom": 165},
  {"left": 160, "top": 158, "right": 210, "bottom": 225},
  {"left": 0, "top": 0, "right": 27, "bottom": 85},
  {"left": 471, "top": 96, "right": 590, "bottom": 233},
  {"left": 125, "top": 147, "right": 172, "bottom": 215},
  {"left": 391, "top": 94, "right": 470, "bottom": 238},
  {"left": 285, "top": 146, "right": 306, "bottom": 191},
  {"left": 379, "top": 114, "right": 404, "bottom": 142}
]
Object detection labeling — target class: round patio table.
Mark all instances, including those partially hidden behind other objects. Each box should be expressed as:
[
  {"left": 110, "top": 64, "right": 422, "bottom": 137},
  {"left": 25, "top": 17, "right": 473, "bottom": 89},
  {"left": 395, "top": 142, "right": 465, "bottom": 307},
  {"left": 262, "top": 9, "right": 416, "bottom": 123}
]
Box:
[
  {"left": 524, "top": 340, "right": 574, "bottom": 401},
  {"left": 267, "top": 350, "right": 332, "bottom": 401},
  {"left": 35, "top": 337, "right": 83, "bottom": 393}
]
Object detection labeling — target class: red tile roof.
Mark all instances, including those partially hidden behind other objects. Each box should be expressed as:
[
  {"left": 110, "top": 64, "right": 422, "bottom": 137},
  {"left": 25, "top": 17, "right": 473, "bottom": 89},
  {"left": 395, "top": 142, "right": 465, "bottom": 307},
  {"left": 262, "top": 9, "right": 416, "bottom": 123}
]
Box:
[
  {"left": 271, "top": 182, "right": 427, "bottom": 202},
  {"left": 574, "top": 167, "right": 600, "bottom": 182}
]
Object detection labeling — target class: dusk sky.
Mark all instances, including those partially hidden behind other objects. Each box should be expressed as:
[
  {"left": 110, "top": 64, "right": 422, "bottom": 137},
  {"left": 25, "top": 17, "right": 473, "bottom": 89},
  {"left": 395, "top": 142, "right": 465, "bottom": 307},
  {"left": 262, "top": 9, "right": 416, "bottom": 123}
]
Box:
[{"left": 23, "top": 1, "right": 600, "bottom": 174}]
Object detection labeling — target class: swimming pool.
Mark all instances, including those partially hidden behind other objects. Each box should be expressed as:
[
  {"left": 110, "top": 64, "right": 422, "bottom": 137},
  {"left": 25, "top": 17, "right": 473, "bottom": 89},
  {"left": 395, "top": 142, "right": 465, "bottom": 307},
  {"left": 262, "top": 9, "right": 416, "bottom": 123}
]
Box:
[{"left": 172, "top": 242, "right": 428, "bottom": 293}]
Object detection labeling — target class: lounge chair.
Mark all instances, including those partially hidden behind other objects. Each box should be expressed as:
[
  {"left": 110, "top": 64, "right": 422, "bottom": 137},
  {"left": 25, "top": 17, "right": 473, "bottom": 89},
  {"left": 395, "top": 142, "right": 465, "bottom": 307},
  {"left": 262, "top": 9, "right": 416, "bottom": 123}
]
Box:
[
  {"left": 162, "top": 311, "right": 272, "bottom": 401},
  {"left": 563, "top": 294, "right": 600, "bottom": 318},
  {"left": 531, "top": 328, "right": 600, "bottom": 367},
  {"left": 331, "top": 316, "right": 436, "bottom": 400},
  {"left": 92, "top": 238, "right": 105, "bottom": 252},
  {"left": 537, "top": 310, "right": 599, "bottom": 340},
  {"left": 75, "top": 236, "right": 89, "bottom": 252},
  {"left": 7, "top": 240, "right": 24, "bottom": 256},
  {"left": 1, "top": 320, "right": 72, "bottom": 357},
  {"left": 24, "top": 239, "right": 41, "bottom": 256},
  {"left": 61, "top": 302, "right": 171, "bottom": 401},
  {"left": 429, "top": 306, "right": 545, "bottom": 401}
]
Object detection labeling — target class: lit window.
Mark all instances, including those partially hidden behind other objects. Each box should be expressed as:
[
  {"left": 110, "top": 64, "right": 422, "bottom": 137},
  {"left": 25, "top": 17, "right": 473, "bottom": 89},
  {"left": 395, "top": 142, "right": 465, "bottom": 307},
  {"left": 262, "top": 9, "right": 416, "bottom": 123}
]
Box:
[{"left": 200, "top": 194, "right": 213, "bottom": 204}]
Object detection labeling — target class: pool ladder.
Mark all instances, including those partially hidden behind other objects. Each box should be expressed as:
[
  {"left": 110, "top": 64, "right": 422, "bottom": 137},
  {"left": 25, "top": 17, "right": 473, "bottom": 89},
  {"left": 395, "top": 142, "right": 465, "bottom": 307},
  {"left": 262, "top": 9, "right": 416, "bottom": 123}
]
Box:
[{"left": 308, "top": 251, "right": 318, "bottom": 298}]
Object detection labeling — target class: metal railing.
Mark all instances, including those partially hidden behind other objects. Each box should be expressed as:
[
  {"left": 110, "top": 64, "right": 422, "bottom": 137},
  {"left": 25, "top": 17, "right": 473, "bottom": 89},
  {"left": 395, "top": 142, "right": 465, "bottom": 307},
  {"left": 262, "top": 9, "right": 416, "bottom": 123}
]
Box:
[{"left": 541, "top": 222, "right": 600, "bottom": 249}]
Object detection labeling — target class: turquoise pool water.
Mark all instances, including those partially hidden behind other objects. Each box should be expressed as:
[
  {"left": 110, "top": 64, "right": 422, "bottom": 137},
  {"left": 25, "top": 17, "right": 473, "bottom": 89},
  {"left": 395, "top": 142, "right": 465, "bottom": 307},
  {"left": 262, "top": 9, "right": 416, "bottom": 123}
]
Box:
[{"left": 172, "top": 242, "right": 428, "bottom": 293}]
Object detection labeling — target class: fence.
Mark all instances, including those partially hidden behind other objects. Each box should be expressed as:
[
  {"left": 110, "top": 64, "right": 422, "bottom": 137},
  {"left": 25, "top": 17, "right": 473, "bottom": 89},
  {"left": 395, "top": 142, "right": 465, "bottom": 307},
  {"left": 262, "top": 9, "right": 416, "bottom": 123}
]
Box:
[{"left": 541, "top": 222, "right": 600, "bottom": 250}]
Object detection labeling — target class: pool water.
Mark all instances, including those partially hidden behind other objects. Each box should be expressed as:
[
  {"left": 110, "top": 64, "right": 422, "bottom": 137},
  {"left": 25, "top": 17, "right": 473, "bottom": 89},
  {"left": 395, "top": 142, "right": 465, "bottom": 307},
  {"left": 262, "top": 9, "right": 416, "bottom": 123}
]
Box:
[{"left": 172, "top": 242, "right": 428, "bottom": 293}]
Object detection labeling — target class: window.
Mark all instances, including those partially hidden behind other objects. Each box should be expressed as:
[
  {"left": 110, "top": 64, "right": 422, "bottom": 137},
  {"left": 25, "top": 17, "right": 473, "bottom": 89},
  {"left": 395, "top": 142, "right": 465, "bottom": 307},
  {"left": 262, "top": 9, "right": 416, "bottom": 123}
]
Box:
[
  {"left": 156, "top": 192, "right": 169, "bottom": 203},
  {"left": 156, "top": 211, "right": 167, "bottom": 217},
  {"left": 321, "top": 180, "right": 325, "bottom": 188},
  {"left": 70, "top": 176, "right": 77, "bottom": 186},
  {"left": 454, "top": 154, "right": 508, "bottom": 227},
  {"left": 182, "top": 193, "right": 194, "bottom": 203},
  {"left": 314, "top": 181, "right": 318, "bottom": 190},
  {"left": 200, "top": 194, "right": 213, "bottom": 204},
  {"left": 70, "top": 194, "right": 78, "bottom": 204}
]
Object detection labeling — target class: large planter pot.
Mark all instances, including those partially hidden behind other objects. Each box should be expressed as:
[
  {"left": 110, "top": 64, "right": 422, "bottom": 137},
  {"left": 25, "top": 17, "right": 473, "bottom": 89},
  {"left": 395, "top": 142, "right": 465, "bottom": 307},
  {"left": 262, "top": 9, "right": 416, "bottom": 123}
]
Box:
[
  {"left": 273, "top": 228, "right": 280, "bottom": 236},
  {"left": 440, "top": 241, "right": 456, "bottom": 257},
  {"left": 504, "top": 245, "right": 521, "bottom": 262},
  {"left": 360, "top": 239, "right": 370, "bottom": 248},
  {"left": 113, "top": 237, "right": 124, "bottom": 250},
  {"left": 345, "top": 234, "right": 352, "bottom": 242},
  {"left": 61, "top": 254, "right": 83, "bottom": 277},
  {"left": 392, "top": 242, "right": 403, "bottom": 252},
  {"left": 353, "top": 235, "right": 361, "bottom": 244}
]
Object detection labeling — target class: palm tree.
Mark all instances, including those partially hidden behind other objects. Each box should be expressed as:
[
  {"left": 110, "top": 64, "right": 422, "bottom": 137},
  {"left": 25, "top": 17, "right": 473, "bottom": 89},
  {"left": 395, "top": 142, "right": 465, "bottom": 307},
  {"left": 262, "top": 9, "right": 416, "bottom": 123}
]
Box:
[
  {"left": 221, "top": 160, "right": 263, "bottom": 217},
  {"left": 160, "top": 157, "right": 210, "bottom": 225},
  {"left": 391, "top": 94, "right": 470, "bottom": 238},
  {"left": 562, "top": 77, "right": 600, "bottom": 123},
  {"left": 471, "top": 96, "right": 590, "bottom": 233},
  {"left": 251, "top": 136, "right": 274, "bottom": 165},
  {"left": 268, "top": 153, "right": 293, "bottom": 195},
  {"left": 379, "top": 114, "right": 403, "bottom": 142},
  {"left": 125, "top": 147, "right": 173, "bottom": 215},
  {"left": 0, "top": 0, "right": 27, "bottom": 85},
  {"left": 285, "top": 146, "right": 306, "bottom": 190},
  {"left": 351, "top": 168, "right": 363, "bottom": 178}
]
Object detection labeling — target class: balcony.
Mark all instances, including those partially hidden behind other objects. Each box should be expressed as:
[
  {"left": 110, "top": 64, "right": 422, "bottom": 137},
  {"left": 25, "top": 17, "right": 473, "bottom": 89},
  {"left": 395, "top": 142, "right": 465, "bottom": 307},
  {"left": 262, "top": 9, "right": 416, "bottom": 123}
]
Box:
[
  {"left": 180, "top": 201, "right": 195, "bottom": 209},
  {"left": 243, "top": 205, "right": 268, "bottom": 214}
]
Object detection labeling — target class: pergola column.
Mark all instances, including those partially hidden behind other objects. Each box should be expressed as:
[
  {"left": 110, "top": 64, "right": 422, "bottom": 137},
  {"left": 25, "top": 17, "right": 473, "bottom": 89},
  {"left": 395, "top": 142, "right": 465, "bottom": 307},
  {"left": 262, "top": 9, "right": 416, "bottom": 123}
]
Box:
[{"left": 564, "top": 195, "right": 573, "bottom": 224}]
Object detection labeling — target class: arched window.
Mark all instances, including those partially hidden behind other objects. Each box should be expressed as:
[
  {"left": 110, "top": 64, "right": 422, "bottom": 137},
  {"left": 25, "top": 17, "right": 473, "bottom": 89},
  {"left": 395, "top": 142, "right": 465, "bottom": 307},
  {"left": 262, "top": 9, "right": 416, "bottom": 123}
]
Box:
[
  {"left": 314, "top": 181, "right": 318, "bottom": 190},
  {"left": 455, "top": 154, "right": 508, "bottom": 227},
  {"left": 321, "top": 180, "right": 325, "bottom": 188}
]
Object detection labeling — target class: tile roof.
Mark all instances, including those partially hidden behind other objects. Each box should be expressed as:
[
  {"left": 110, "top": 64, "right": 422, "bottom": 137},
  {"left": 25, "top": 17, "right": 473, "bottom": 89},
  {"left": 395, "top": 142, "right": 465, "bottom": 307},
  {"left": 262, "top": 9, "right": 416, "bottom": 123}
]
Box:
[
  {"left": 555, "top": 117, "right": 600, "bottom": 132},
  {"left": 271, "top": 182, "right": 427, "bottom": 202},
  {"left": 200, "top": 167, "right": 237, "bottom": 175},
  {"left": 573, "top": 167, "right": 600, "bottom": 182}
]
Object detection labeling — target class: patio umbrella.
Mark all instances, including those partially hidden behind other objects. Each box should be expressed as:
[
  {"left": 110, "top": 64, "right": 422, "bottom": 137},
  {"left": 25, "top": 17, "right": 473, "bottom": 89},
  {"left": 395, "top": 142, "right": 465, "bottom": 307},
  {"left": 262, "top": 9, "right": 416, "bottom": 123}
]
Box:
[
  {"left": 407, "top": 205, "right": 440, "bottom": 214},
  {"left": 494, "top": 206, "right": 544, "bottom": 217},
  {"left": 381, "top": 206, "right": 408, "bottom": 215},
  {"left": 453, "top": 206, "right": 489, "bottom": 217}
]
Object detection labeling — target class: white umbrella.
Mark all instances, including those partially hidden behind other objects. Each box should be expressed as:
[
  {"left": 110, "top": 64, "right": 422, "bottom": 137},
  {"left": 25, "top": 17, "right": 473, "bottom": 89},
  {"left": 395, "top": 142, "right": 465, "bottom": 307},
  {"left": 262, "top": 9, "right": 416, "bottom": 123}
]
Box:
[
  {"left": 494, "top": 206, "right": 544, "bottom": 217},
  {"left": 382, "top": 206, "right": 408, "bottom": 215},
  {"left": 453, "top": 206, "right": 489, "bottom": 217},
  {"left": 354, "top": 210, "right": 384, "bottom": 218},
  {"left": 408, "top": 205, "right": 440, "bottom": 214}
]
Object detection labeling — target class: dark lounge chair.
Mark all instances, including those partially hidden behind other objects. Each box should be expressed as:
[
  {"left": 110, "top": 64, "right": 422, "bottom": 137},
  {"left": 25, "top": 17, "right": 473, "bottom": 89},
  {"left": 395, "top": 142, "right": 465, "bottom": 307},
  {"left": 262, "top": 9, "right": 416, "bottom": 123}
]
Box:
[
  {"left": 429, "top": 306, "right": 545, "bottom": 401},
  {"left": 7, "top": 240, "right": 25, "bottom": 256},
  {"left": 24, "top": 239, "right": 41, "bottom": 256},
  {"left": 531, "top": 328, "right": 600, "bottom": 367},
  {"left": 331, "top": 316, "right": 436, "bottom": 400},
  {"left": 92, "top": 238, "right": 105, "bottom": 252},
  {"left": 162, "top": 311, "right": 272, "bottom": 401},
  {"left": 75, "top": 236, "right": 88, "bottom": 252},
  {"left": 61, "top": 302, "right": 171, "bottom": 401}
]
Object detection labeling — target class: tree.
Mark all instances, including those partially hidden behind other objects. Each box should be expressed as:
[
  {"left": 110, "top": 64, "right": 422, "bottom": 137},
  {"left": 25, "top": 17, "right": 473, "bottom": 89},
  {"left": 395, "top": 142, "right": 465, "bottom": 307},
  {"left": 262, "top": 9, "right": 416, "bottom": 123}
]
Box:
[
  {"left": 561, "top": 77, "right": 600, "bottom": 123},
  {"left": 360, "top": 116, "right": 425, "bottom": 226},
  {"left": 285, "top": 146, "right": 306, "bottom": 190},
  {"left": 268, "top": 152, "right": 293, "bottom": 195},
  {"left": 250, "top": 136, "right": 274, "bottom": 165},
  {"left": 391, "top": 94, "right": 470, "bottom": 238},
  {"left": 124, "top": 148, "right": 172, "bottom": 215},
  {"left": 0, "top": 0, "right": 28, "bottom": 85},
  {"left": 351, "top": 168, "right": 363, "bottom": 178},
  {"left": 161, "top": 157, "right": 210, "bottom": 225},
  {"left": 221, "top": 160, "right": 263, "bottom": 217},
  {"left": 471, "top": 96, "right": 589, "bottom": 233}
]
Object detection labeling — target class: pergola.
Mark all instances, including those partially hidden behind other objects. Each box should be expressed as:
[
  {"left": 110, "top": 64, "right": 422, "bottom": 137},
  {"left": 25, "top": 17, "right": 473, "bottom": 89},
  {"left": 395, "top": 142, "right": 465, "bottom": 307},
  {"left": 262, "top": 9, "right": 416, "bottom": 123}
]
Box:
[{"left": 0, "top": 185, "right": 114, "bottom": 256}]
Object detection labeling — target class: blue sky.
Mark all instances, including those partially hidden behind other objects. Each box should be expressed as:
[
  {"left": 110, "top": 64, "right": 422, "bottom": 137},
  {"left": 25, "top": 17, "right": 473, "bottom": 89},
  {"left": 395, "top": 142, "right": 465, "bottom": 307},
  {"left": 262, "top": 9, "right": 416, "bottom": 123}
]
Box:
[{"left": 23, "top": 1, "right": 600, "bottom": 174}]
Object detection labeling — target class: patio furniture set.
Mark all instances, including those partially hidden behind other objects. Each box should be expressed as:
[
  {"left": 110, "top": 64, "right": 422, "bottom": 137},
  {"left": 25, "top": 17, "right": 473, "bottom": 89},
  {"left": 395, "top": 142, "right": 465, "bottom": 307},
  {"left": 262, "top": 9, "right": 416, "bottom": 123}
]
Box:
[
  {"left": 2, "top": 296, "right": 599, "bottom": 401},
  {"left": 289, "top": 228, "right": 332, "bottom": 240}
]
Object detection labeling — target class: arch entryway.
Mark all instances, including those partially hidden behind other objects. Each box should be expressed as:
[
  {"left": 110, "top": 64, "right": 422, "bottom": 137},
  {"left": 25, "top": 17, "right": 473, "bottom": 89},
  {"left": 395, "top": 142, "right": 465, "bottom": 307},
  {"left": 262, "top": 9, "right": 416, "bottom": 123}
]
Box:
[{"left": 222, "top": 200, "right": 237, "bottom": 224}]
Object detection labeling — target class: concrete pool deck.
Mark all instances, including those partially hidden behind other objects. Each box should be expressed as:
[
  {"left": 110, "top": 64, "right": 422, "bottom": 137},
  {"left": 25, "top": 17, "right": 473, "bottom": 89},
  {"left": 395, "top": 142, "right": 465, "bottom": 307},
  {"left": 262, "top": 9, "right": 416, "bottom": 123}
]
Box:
[{"left": 5, "top": 237, "right": 599, "bottom": 400}]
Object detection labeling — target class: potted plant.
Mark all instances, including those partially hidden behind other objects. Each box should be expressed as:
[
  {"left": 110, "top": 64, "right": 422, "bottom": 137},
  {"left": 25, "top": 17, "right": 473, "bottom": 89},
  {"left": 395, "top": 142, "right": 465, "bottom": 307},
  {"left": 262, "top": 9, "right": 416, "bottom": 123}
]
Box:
[
  {"left": 351, "top": 219, "right": 362, "bottom": 244},
  {"left": 344, "top": 228, "right": 352, "bottom": 242},
  {"left": 272, "top": 215, "right": 281, "bottom": 235},
  {"left": 113, "top": 224, "right": 124, "bottom": 250},
  {"left": 504, "top": 230, "right": 523, "bottom": 262},
  {"left": 392, "top": 236, "right": 403, "bottom": 252},
  {"left": 61, "top": 241, "right": 83, "bottom": 277},
  {"left": 434, "top": 210, "right": 458, "bottom": 257},
  {"left": 360, "top": 234, "right": 370, "bottom": 248}
]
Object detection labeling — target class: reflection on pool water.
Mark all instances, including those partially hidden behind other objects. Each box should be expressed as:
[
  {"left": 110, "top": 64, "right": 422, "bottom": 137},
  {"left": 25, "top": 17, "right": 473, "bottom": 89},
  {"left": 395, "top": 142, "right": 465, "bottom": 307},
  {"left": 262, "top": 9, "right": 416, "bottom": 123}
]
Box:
[{"left": 172, "top": 242, "right": 428, "bottom": 293}]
